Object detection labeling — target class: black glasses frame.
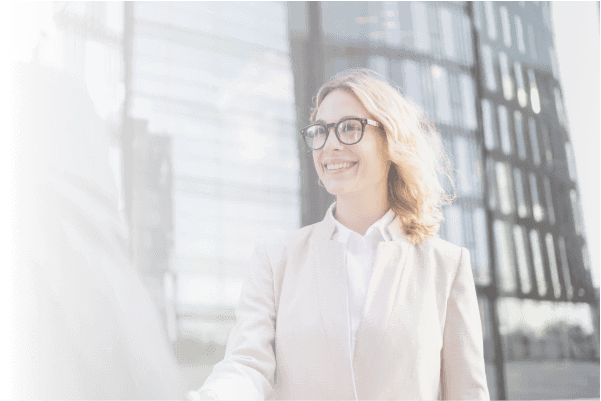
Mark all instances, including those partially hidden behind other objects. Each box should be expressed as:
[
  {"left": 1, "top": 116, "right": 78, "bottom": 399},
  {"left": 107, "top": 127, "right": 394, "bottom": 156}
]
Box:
[{"left": 300, "top": 117, "right": 382, "bottom": 150}]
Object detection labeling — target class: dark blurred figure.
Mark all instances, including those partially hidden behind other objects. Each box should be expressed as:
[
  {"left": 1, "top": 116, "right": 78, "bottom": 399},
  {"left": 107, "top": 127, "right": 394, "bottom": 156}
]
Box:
[{"left": 10, "top": 62, "right": 185, "bottom": 400}]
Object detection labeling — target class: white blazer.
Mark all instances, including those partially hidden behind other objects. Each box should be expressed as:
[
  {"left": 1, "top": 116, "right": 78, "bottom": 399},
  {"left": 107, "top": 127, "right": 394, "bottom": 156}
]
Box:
[{"left": 197, "top": 213, "right": 490, "bottom": 400}]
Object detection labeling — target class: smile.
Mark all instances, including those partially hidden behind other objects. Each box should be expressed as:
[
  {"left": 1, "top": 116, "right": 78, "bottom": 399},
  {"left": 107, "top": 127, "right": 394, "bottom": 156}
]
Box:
[{"left": 324, "top": 162, "right": 358, "bottom": 171}]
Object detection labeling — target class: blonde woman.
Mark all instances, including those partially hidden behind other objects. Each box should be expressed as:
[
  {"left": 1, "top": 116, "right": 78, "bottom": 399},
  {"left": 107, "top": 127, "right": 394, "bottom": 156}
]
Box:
[{"left": 192, "top": 69, "right": 490, "bottom": 400}]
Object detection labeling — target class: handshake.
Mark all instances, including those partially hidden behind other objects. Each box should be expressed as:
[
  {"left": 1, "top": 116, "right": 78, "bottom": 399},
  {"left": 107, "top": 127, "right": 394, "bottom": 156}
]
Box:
[{"left": 184, "top": 390, "right": 219, "bottom": 401}]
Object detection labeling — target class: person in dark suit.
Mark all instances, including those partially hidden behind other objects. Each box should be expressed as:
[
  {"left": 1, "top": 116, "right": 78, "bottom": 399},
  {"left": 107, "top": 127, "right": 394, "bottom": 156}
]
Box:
[{"left": 10, "top": 63, "right": 185, "bottom": 400}]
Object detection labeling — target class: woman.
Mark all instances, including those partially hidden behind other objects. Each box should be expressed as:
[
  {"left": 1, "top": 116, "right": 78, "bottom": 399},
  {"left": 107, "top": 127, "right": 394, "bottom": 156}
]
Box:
[{"left": 191, "top": 69, "right": 490, "bottom": 400}]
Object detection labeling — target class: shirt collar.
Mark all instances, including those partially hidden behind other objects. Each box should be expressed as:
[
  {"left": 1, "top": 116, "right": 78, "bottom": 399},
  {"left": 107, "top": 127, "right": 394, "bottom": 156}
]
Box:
[{"left": 327, "top": 202, "right": 395, "bottom": 244}]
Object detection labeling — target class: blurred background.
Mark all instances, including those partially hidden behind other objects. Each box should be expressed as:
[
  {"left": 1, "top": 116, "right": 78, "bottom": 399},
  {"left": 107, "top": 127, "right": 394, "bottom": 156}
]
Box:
[{"left": 6, "top": 2, "right": 599, "bottom": 400}]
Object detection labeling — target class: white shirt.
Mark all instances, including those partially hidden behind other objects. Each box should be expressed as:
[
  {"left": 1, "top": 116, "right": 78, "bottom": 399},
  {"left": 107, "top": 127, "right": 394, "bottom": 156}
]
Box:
[{"left": 326, "top": 202, "right": 396, "bottom": 360}]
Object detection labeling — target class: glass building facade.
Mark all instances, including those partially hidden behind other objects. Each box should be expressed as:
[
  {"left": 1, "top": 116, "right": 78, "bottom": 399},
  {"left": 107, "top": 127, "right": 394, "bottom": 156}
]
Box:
[{"left": 28, "top": 2, "right": 599, "bottom": 399}]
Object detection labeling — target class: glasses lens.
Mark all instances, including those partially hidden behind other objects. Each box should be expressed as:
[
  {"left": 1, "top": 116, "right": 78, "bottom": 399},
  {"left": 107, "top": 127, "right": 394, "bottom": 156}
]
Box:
[
  {"left": 337, "top": 119, "right": 363, "bottom": 144},
  {"left": 305, "top": 125, "right": 327, "bottom": 149}
]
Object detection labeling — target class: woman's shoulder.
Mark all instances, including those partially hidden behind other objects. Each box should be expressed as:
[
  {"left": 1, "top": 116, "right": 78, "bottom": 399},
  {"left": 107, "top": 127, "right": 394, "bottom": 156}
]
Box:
[{"left": 414, "top": 235, "right": 465, "bottom": 267}]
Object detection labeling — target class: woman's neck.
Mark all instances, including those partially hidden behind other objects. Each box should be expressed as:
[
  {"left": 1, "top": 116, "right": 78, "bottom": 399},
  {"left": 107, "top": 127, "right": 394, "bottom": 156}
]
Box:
[{"left": 334, "top": 192, "right": 390, "bottom": 236}]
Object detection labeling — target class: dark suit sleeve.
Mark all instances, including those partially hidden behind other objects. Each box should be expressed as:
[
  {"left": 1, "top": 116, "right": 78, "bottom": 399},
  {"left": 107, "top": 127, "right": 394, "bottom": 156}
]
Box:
[
  {"left": 12, "top": 65, "right": 185, "bottom": 400},
  {"left": 440, "top": 248, "right": 490, "bottom": 400}
]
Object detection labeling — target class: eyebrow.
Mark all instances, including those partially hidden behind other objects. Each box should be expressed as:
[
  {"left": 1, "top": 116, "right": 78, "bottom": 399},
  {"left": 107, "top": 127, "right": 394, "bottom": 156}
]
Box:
[{"left": 314, "top": 115, "right": 360, "bottom": 125}]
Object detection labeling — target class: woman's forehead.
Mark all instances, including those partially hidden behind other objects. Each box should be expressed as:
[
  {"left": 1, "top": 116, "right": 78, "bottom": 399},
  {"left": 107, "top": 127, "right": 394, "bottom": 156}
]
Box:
[{"left": 315, "top": 89, "right": 368, "bottom": 121}]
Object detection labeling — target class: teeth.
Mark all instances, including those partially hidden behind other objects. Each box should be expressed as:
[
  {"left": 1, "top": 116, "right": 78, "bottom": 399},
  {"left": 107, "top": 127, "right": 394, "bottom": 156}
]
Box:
[{"left": 326, "top": 162, "right": 356, "bottom": 170}]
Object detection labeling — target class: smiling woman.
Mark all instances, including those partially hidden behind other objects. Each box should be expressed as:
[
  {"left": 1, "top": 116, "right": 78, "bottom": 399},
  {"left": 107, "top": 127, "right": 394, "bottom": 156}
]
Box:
[
  {"left": 190, "top": 69, "right": 489, "bottom": 400},
  {"left": 307, "top": 69, "right": 455, "bottom": 243}
]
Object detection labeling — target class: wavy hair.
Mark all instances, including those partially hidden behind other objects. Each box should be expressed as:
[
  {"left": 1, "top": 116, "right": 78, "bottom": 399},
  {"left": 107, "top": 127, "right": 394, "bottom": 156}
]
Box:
[{"left": 310, "top": 69, "right": 455, "bottom": 245}]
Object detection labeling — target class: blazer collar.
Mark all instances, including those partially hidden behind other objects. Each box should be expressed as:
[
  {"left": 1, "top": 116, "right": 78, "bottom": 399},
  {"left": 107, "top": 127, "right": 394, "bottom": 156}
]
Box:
[{"left": 313, "top": 202, "right": 412, "bottom": 396}]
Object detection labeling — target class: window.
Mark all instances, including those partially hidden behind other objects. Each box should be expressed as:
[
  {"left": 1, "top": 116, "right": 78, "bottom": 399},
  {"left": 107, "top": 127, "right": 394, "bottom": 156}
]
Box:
[
  {"left": 540, "top": 123, "right": 553, "bottom": 167},
  {"left": 482, "top": 99, "right": 497, "bottom": 150},
  {"left": 411, "top": 2, "right": 430, "bottom": 52},
  {"left": 528, "top": 70, "right": 541, "bottom": 114},
  {"left": 558, "top": 236, "right": 574, "bottom": 300},
  {"left": 528, "top": 117, "right": 541, "bottom": 166},
  {"left": 497, "top": 104, "right": 512, "bottom": 155},
  {"left": 513, "top": 110, "right": 527, "bottom": 160},
  {"left": 473, "top": 1, "right": 482, "bottom": 32},
  {"left": 499, "top": 6, "right": 511, "bottom": 48},
  {"left": 549, "top": 47, "right": 560, "bottom": 80},
  {"left": 454, "top": 136, "right": 473, "bottom": 196},
  {"left": 482, "top": 45, "right": 497, "bottom": 92},
  {"left": 528, "top": 24, "right": 537, "bottom": 60},
  {"left": 432, "top": 65, "right": 452, "bottom": 125},
  {"left": 514, "top": 61, "right": 528, "bottom": 108},
  {"left": 543, "top": 177, "right": 555, "bottom": 226},
  {"left": 473, "top": 208, "right": 491, "bottom": 285},
  {"left": 493, "top": 220, "right": 517, "bottom": 293},
  {"left": 486, "top": 159, "right": 498, "bottom": 211},
  {"left": 499, "top": 52, "right": 513, "bottom": 100},
  {"left": 513, "top": 168, "right": 529, "bottom": 218},
  {"left": 529, "top": 173, "right": 544, "bottom": 222},
  {"left": 368, "top": 56, "right": 388, "bottom": 79},
  {"left": 545, "top": 233, "right": 562, "bottom": 299},
  {"left": 484, "top": 2, "right": 497, "bottom": 41},
  {"left": 459, "top": 74, "right": 478, "bottom": 130},
  {"left": 565, "top": 142, "right": 577, "bottom": 181},
  {"left": 515, "top": 14, "right": 525, "bottom": 54},
  {"left": 460, "top": 14, "right": 474, "bottom": 65},
  {"left": 445, "top": 205, "right": 464, "bottom": 247},
  {"left": 529, "top": 229, "right": 547, "bottom": 297},
  {"left": 439, "top": 8, "right": 456, "bottom": 60},
  {"left": 382, "top": 2, "right": 402, "bottom": 47},
  {"left": 496, "top": 161, "right": 515, "bottom": 215},
  {"left": 569, "top": 189, "right": 584, "bottom": 235},
  {"left": 402, "top": 60, "right": 422, "bottom": 107},
  {"left": 513, "top": 225, "right": 532, "bottom": 294},
  {"left": 554, "top": 88, "right": 567, "bottom": 128}
]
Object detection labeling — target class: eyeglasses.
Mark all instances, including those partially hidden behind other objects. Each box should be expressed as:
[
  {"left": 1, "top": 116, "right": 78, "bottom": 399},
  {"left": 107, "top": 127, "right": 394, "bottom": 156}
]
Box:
[{"left": 300, "top": 117, "right": 382, "bottom": 150}]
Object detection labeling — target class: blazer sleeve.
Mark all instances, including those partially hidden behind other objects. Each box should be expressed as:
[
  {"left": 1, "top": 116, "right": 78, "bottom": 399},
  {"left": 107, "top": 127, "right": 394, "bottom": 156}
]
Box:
[
  {"left": 440, "top": 247, "right": 490, "bottom": 401},
  {"left": 195, "top": 241, "right": 277, "bottom": 400}
]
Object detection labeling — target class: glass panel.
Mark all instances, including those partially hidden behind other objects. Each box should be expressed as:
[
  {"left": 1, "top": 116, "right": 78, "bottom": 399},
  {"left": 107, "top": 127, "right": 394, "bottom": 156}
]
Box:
[
  {"left": 543, "top": 177, "right": 555, "bottom": 225},
  {"left": 554, "top": 87, "right": 567, "bottom": 128},
  {"left": 545, "top": 233, "right": 562, "bottom": 299},
  {"left": 439, "top": 7, "right": 456, "bottom": 60},
  {"left": 528, "top": 117, "right": 541, "bottom": 166},
  {"left": 540, "top": 123, "right": 553, "bottom": 167},
  {"left": 444, "top": 205, "right": 463, "bottom": 247},
  {"left": 529, "top": 173, "right": 544, "bottom": 222},
  {"left": 402, "top": 60, "right": 422, "bottom": 107},
  {"left": 515, "top": 14, "right": 526, "bottom": 54},
  {"left": 549, "top": 47, "right": 560, "bottom": 80},
  {"left": 459, "top": 74, "right": 478, "bottom": 130},
  {"left": 569, "top": 189, "right": 584, "bottom": 235},
  {"left": 514, "top": 61, "right": 528, "bottom": 108},
  {"left": 496, "top": 161, "right": 515, "bottom": 215},
  {"left": 513, "top": 225, "right": 533, "bottom": 294},
  {"left": 513, "top": 168, "right": 529, "bottom": 218},
  {"left": 481, "top": 99, "right": 497, "bottom": 150},
  {"left": 368, "top": 56, "right": 388, "bottom": 78},
  {"left": 582, "top": 245, "right": 591, "bottom": 272},
  {"left": 478, "top": 296, "right": 495, "bottom": 362},
  {"left": 320, "top": 2, "right": 363, "bottom": 42},
  {"left": 513, "top": 110, "right": 527, "bottom": 160},
  {"left": 411, "top": 2, "right": 431, "bottom": 52},
  {"left": 454, "top": 136, "right": 472, "bottom": 196},
  {"left": 493, "top": 220, "right": 517, "bottom": 293},
  {"left": 460, "top": 13, "right": 474, "bottom": 65},
  {"left": 528, "top": 24, "right": 537, "bottom": 60},
  {"left": 486, "top": 158, "right": 498, "bottom": 211},
  {"left": 498, "top": 298, "right": 600, "bottom": 400},
  {"left": 497, "top": 104, "right": 512, "bottom": 155},
  {"left": 565, "top": 141, "right": 577, "bottom": 181},
  {"left": 499, "top": 52, "right": 514, "bottom": 101},
  {"left": 473, "top": 1, "right": 482, "bottom": 32},
  {"left": 558, "top": 237, "right": 574, "bottom": 300},
  {"left": 484, "top": 1, "right": 497, "bottom": 40},
  {"left": 529, "top": 229, "right": 547, "bottom": 296},
  {"left": 432, "top": 65, "right": 452, "bottom": 125},
  {"left": 528, "top": 69, "right": 541, "bottom": 114},
  {"left": 499, "top": 6, "right": 511, "bottom": 48},
  {"left": 482, "top": 45, "right": 497, "bottom": 92},
  {"left": 473, "top": 207, "right": 491, "bottom": 285}
]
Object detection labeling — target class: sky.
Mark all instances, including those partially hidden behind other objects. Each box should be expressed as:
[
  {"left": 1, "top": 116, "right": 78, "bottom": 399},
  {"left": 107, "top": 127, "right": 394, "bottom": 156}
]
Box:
[{"left": 551, "top": 1, "right": 600, "bottom": 289}]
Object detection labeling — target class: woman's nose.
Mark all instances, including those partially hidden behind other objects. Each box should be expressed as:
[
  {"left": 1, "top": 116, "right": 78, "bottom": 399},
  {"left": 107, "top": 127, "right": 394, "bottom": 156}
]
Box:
[{"left": 323, "top": 126, "right": 342, "bottom": 150}]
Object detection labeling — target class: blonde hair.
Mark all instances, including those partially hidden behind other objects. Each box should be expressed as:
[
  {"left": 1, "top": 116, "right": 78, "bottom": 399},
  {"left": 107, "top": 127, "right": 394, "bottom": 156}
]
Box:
[{"left": 310, "top": 69, "right": 455, "bottom": 245}]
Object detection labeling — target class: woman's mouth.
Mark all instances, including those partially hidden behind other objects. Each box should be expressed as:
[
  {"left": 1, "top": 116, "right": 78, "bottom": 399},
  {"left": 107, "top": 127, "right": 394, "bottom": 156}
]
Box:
[{"left": 323, "top": 162, "right": 358, "bottom": 172}]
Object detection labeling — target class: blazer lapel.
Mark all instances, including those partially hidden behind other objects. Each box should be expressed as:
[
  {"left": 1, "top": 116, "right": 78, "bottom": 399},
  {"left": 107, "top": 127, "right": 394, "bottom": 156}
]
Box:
[
  {"left": 352, "top": 217, "right": 411, "bottom": 392},
  {"left": 313, "top": 217, "right": 356, "bottom": 399}
]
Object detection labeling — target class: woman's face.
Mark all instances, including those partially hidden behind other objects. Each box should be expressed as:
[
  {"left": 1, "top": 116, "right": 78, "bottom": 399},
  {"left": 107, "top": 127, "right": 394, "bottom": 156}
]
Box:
[{"left": 313, "top": 89, "right": 391, "bottom": 200}]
